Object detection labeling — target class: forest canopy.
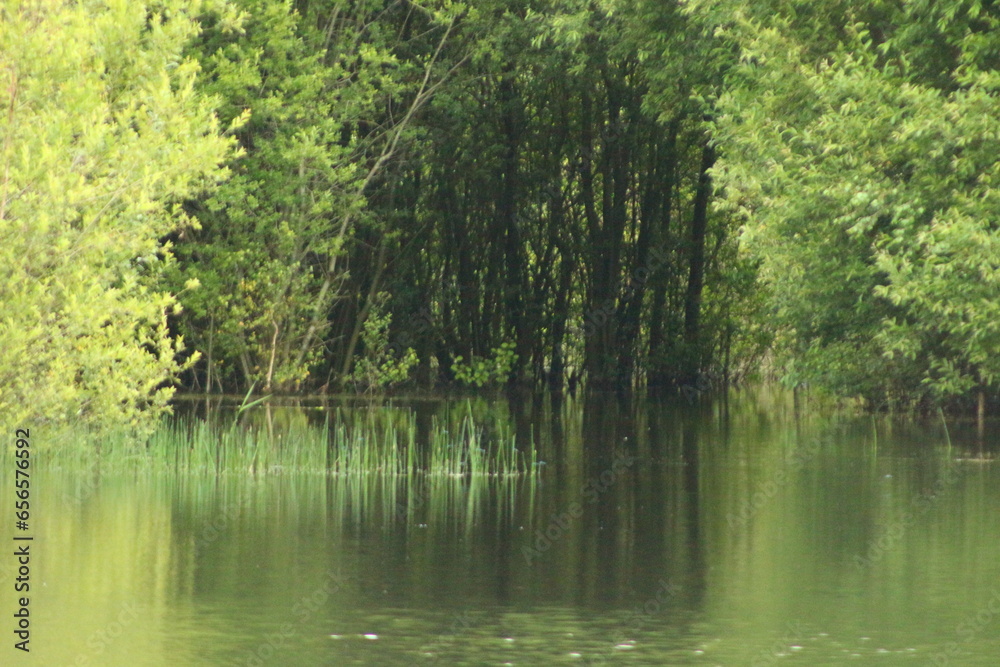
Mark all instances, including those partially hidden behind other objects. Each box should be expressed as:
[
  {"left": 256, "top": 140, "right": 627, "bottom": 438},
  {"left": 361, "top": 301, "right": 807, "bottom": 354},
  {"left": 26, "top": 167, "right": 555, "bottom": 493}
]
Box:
[{"left": 2, "top": 0, "right": 998, "bottom": 432}]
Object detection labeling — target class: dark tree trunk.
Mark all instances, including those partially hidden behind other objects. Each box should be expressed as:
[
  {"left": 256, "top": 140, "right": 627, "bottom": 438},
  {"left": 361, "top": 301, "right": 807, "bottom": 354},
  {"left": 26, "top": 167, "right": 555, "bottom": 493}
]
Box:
[
  {"left": 682, "top": 140, "right": 716, "bottom": 385},
  {"left": 646, "top": 117, "right": 681, "bottom": 387},
  {"left": 583, "top": 68, "right": 630, "bottom": 388},
  {"left": 497, "top": 74, "right": 528, "bottom": 383}
]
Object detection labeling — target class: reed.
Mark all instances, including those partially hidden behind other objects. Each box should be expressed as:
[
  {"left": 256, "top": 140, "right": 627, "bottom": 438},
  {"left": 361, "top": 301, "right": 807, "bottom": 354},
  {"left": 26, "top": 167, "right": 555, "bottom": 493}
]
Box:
[{"left": 26, "top": 403, "right": 537, "bottom": 479}]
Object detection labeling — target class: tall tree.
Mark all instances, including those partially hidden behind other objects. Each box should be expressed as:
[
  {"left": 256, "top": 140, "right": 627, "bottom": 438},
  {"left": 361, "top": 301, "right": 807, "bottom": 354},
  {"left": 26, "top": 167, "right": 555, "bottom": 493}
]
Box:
[{"left": 358, "top": 0, "right": 766, "bottom": 390}]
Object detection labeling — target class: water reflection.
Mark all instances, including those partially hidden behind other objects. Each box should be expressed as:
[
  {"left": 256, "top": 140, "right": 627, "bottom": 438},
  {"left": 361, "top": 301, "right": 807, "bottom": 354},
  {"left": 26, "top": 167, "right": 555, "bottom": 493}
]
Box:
[{"left": 4, "top": 388, "right": 1000, "bottom": 665}]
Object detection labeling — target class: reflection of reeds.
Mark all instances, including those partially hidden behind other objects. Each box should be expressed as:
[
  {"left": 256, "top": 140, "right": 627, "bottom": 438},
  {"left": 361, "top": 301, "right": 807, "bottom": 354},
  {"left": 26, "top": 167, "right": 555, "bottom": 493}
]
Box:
[
  {"left": 323, "top": 408, "right": 535, "bottom": 477},
  {"left": 28, "top": 404, "right": 537, "bottom": 479},
  {"left": 323, "top": 473, "right": 528, "bottom": 534}
]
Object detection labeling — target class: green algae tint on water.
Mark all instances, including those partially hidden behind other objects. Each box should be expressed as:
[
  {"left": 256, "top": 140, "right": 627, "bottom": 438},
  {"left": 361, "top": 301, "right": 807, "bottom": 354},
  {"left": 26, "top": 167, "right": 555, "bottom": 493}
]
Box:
[{"left": 3, "top": 388, "right": 1000, "bottom": 666}]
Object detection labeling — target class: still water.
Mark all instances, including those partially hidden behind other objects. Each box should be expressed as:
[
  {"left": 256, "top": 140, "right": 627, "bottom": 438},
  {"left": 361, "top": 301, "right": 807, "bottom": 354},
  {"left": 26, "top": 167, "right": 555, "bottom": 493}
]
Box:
[{"left": 5, "top": 388, "right": 1000, "bottom": 665}]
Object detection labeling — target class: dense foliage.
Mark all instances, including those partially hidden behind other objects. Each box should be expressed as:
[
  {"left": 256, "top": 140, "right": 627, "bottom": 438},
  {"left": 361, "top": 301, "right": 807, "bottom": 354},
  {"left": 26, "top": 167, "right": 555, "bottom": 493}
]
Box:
[
  {"left": 168, "top": 0, "right": 768, "bottom": 393},
  {"left": 694, "top": 0, "right": 1000, "bottom": 408},
  {"left": 0, "top": 0, "right": 236, "bottom": 433},
  {"left": 5, "top": 0, "right": 999, "bottom": 431},
  {"left": 166, "top": 0, "right": 465, "bottom": 392}
]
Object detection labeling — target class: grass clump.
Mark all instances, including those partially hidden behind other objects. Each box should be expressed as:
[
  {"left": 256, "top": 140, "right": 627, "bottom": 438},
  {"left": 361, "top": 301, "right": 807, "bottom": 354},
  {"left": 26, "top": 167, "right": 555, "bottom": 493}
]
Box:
[{"left": 22, "top": 403, "right": 537, "bottom": 478}]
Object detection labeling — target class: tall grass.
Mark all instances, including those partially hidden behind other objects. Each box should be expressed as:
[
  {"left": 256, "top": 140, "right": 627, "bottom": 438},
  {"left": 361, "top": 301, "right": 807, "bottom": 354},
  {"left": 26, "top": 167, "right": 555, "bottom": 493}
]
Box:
[{"left": 29, "top": 403, "right": 537, "bottom": 478}]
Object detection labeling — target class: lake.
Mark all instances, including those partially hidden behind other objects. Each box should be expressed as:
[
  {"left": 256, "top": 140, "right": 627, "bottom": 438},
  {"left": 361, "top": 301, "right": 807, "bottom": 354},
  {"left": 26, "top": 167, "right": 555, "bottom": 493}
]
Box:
[{"left": 5, "top": 387, "right": 1000, "bottom": 665}]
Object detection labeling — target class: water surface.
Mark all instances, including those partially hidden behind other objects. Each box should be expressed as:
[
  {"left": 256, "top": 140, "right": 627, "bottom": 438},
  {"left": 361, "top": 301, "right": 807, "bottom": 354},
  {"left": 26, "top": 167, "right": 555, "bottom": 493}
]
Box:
[{"left": 5, "top": 389, "right": 1000, "bottom": 665}]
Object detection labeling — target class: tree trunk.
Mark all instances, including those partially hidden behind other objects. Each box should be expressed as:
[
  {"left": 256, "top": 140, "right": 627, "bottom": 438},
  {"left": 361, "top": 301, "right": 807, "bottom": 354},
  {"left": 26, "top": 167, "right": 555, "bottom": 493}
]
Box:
[
  {"left": 646, "top": 117, "right": 681, "bottom": 387},
  {"left": 682, "top": 140, "right": 716, "bottom": 385}
]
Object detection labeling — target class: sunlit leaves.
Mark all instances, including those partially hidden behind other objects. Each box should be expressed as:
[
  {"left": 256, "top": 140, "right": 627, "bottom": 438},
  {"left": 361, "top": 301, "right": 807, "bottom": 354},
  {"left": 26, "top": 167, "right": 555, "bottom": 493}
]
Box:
[
  {"left": 700, "top": 0, "right": 1000, "bottom": 405},
  {"left": 0, "top": 0, "right": 234, "bottom": 434}
]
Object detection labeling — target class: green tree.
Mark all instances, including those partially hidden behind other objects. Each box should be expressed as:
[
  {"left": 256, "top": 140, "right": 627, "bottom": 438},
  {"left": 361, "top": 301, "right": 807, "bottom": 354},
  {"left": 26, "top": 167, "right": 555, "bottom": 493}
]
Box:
[
  {"left": 357, "top": 0, "right": 766, "bottom": 390},
  {"left": 696, "top": 0, "right": 1000, "bottom": 407},
  {"left": 0, "top": 0, "right": 236, "bottom": 434},
  {"left": 170, "top": 0, "right": 463, "bottom": 392}
]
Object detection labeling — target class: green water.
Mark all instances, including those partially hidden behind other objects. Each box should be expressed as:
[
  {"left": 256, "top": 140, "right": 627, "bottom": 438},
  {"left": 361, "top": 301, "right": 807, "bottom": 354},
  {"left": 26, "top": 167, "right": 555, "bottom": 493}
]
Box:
[{"left": 4, "top": 389, "right": 1000, "bottom": 665}]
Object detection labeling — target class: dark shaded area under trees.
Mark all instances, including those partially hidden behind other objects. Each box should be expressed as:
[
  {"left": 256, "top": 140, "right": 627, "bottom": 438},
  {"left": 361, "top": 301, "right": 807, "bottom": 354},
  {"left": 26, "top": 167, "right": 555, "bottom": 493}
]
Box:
[{"left": 169, "top": 0, "right": 768, "bottom": 396}]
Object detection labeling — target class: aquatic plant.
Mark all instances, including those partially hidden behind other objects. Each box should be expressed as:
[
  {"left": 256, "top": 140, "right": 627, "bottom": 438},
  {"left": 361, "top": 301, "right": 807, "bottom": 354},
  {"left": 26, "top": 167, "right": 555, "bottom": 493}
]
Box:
[{"left": 23, "top": 404, "right": 536, "bottom": 479}]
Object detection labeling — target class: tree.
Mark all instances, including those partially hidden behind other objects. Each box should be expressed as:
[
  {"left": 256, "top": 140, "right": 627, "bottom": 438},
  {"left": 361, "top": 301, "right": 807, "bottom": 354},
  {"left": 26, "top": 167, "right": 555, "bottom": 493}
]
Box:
[
  {"left": 352, "top": 0, "right": 766, "bottom": 390},
  {"left": 0, "top": 0, "right": 236, "bottom": 434},
  {"left": 696, "top": 0, "right": 1000, "bottom": 407},
  {"left": 169, "top": 0, "right": 464, "bottom": 392}
]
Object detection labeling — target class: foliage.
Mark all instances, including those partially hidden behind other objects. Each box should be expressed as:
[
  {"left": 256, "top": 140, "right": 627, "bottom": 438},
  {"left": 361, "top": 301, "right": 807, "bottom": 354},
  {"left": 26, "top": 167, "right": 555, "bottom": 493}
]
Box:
[
  {"left": 695, "top": 0, "right": 1000, "bottom": 406},
  {"left": 359, "top": 0, "right": 764, "bottom": 390},
  {"left": 452, "top": 341, "right": 518, "bottom": 388},
  {"left": 168, "top": 0, "right": 465, "bottom": 392},
  {"left": 348, "top": 294, "right": 419, "bottom": 391},
  {"left": 0, "top": 0, "right": 235, "bottom": 434}
]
